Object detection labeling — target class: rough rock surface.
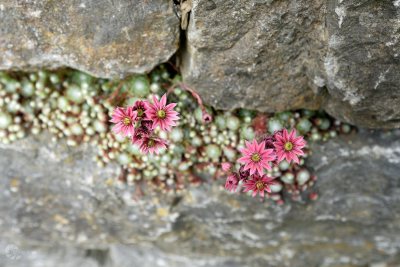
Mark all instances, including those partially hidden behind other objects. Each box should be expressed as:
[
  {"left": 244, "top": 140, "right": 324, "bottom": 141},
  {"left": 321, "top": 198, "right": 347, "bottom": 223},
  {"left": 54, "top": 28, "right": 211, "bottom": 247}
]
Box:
[
  {"left": 323, "top": 0, "right": 400, "bottom": 128},
  {"left": 181, "top": 0, "right": 326, "bottom": 111},
  {"left": 181, "top": 0, "right": 400, "bottom": 128},
  {"left": 0, "top": 0, "right": 179, "bottom": 78},
  {"left": 1, "top": 130, "right": 400, "bottom": 266},
  {"left": 1, "top": 0, "right": 399, "bottom": 128}
]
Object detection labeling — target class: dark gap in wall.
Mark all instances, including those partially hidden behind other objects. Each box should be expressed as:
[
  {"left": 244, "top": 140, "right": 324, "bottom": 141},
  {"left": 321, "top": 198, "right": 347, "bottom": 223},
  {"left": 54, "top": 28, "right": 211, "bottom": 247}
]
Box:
[
  {"left": 85, "top": 248, "right": 110, "bottom": 266},
  {"left": 168, "top": 0, "right": 190, "bottom": 74}
]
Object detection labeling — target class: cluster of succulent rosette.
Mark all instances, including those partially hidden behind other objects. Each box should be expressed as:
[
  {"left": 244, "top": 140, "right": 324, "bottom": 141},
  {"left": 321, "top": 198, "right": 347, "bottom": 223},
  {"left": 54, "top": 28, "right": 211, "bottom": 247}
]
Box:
[
  {"left": 109, "top": 83, "right": 311, "bottom": 203},
  {"left": 222, "top": 129, "right": 306, "bottom": 200},
  {"left": 110, "top": 94, "right": 180, "bottom": 155},
  {"left": 0, "top": 66, "right": 354, "bottom": 202}
]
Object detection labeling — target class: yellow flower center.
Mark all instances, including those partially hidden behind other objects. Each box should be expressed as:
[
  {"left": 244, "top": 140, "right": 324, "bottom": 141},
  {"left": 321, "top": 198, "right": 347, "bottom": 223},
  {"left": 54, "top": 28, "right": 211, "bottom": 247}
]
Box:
[
  {"left": 123, "top": 117, "right": 132, "bottom": 126},
  {"left": 284, "top": 142, "right": 293, "bottom": 151},
  {"left": 255, "top": 181, "right": 265, "bottom": 191},
  {"left": 137, "top": 108, "right": 144, "bottom": 117},
  {"left": 157, "top": 109, "right": 166, "bottom": 119},
  {"left": 148, "top": 139, "right": 155, "bottom": 147},
  {"left": 251, "top": 153, "right": 261, "bottom": 162}
]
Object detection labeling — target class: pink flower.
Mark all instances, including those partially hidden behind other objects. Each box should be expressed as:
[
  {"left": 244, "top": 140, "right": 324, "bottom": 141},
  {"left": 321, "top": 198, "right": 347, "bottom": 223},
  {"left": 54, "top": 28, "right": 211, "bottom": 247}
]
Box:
[
  {"left": 225, "top": 174, "right": 239, "bottom": 192},
  {"left": 261, "top": 135, "right": 276, "bottom": 149},
  {"left": 131, "top": 130, "right": 145, "bottom": 145},
  {"left": 139, "top": 136, "right": 167, "bottom": 154},
  {"left": 140, "top": 119, "right": 154, "bottom": 130},
  {"left": 132, "top": 100, "right": 148, "bottom": 120},
  {"left": 202, "top": 112, "right": 213, "bottom": 124},
  {"left": 274, "top": 129, "right": 306, "bottom": 164},
  {"left": 110, "top": 106, "right": 137, "bottom": 137},
  {"left": 238, "top": 165, "right": 250, "bottom": 181},
  {"left": 221, "top": 162, "right": 232, "bottom": 172},
  {"left": 131, "top": 121, "right": 153, "bottom": 145},
  {"left": 146, "top": 94, "right": 179, "bottom": 131},
  {"left": 243, "top": 174, "right": 277, "bottom": 198},
  {"left": 238, "top": 139, "right": 276, "bottom": 176}
]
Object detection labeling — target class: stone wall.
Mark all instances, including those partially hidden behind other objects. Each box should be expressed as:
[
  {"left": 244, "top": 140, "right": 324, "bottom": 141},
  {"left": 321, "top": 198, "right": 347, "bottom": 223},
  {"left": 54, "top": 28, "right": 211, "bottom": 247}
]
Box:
[
  {"left": 1, "top": 130, "right": 400, "bottom": 266},
  {"left": 1, "top": 2, "right": 400, "bottom": 266},
  {"left": 0, "top": 1, "right": 399, "bottom": 128},
  {"left": 0, "top": 0, "right": 179, "bottom": 78},
  {"left": 181, "top": 0, "right": 400, "bottom": 128}
]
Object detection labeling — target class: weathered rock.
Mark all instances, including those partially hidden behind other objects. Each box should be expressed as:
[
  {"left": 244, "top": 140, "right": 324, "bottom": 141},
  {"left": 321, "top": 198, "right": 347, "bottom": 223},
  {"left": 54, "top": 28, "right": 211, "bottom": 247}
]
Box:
[
  {"left": 323, "top": 0, "right": 400, "bottom": 128},
  {"left": 181, "top": 0, "right": 325, "bottom": 112},
  {"left": 0, "top": 1, "right": 179, "bottom": 78},
  {"left": 181, "top": 0, "right": 400, "bottom": 128},
  {"left": 1, "top": 0, "right": 398, "bottom": 128},
  {"left": 1, "top": 130, "right": 400, "bottom": 266}
]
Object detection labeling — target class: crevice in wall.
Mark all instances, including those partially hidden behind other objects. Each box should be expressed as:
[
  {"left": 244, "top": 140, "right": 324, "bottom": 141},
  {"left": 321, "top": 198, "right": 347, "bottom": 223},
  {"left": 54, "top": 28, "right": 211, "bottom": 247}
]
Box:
[
  {"left": 169, "top": 0, "right": 191, "bottom": 72},
  {"left": 85, "top": 248, "right": 110, "bottom": 266}
]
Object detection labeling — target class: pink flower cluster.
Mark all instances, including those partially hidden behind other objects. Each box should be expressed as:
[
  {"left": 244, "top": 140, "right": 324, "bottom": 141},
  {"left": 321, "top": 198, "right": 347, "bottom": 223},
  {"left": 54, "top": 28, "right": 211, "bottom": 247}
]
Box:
[
  {"left": 110, "top": 94, "right": 179, "bottom": 154},
  {"left": 223, "top": 129, "right": 306, "bottom": 199}
]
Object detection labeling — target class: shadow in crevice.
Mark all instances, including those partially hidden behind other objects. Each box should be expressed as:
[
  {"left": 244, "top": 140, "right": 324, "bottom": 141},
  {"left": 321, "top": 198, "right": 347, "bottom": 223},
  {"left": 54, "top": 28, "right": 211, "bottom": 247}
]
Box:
[{"left": 85, "top": 248, "right": 109, "bottom": 266}]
